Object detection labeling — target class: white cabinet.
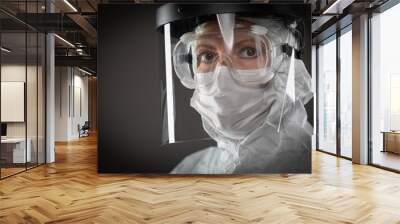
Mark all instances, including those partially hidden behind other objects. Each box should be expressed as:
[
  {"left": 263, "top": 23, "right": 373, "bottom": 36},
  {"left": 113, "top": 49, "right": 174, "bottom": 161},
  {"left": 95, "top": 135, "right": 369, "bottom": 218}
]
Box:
[{"left": 1, "top": 138, "right": 32, "bottom": 163}]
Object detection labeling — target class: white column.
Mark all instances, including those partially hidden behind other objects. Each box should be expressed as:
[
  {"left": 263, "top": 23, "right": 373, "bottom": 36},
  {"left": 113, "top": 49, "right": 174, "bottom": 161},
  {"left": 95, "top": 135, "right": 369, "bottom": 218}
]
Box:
[
  {"left": 352, "top": 14, "right": 369, "bottom": 164},
  {"left": 46, "top": 32, "right": 55, "bottom": 163},
  {"left": 45, "top": 0, "right": 56, "bottom": 163}
]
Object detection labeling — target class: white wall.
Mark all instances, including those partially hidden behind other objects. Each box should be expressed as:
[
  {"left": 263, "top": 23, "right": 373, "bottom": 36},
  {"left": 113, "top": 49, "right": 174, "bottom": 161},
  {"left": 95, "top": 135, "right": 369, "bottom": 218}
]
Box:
[
  {"left": 55, "top": 67, "right": 89, "bottom": 141},
  {"left": 1, "top": 65, "right": 39, "bottom": 138},
  {"left": 55, "top": 66, "right": 70, "bottom": 141},
  {"left": 1, "top": 66, "right": 26, "bottom": 138},
  {"left": 72, "top": 73, "right": 89, "bottom": 138}
]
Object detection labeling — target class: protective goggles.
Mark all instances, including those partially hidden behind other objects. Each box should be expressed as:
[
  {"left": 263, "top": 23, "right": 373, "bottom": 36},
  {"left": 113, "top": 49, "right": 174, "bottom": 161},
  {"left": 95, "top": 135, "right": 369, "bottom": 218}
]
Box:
[{"left": 173, "top": 24, "right": 285, "bottom": 90}]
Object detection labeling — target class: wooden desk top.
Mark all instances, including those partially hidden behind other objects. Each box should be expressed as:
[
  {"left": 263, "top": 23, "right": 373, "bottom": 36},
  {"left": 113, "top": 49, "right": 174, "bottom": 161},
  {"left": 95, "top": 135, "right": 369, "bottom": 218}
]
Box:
[{"left": 381, "top": 131, "right": 400, "bottom": 134}]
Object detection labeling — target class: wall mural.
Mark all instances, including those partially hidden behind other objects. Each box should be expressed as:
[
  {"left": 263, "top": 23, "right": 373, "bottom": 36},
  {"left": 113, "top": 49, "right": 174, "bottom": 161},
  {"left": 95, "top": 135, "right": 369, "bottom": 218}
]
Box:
[
  {"left": 98, "top": 3, "right": 313, "bottom": 174},
  {"left": 158, "top": 4, "right": 313, "bottom": 174}
]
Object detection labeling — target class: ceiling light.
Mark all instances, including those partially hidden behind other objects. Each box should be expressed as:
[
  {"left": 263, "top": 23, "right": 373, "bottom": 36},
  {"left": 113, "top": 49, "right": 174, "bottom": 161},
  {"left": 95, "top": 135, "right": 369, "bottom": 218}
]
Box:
[
  {"left": 76, "top": 48, "right": 85, "bottom": 55},
  {"left": 323, "top": 0, "right": 344, "bottom": 14},
  {"left": 1, "top": 47, "right": 11, "bottom": 53},
  {"left": 78, "top": 67, "right": 93, "bottom": 76},
  {"left": 63, "top": 0, "right": 78, "bottom": 12},
  {"left": 54, "top": 34, "right": 75, "bottom": 48},
  {"left": 322, "top": 0, "right": 355, "bottom": 15}
]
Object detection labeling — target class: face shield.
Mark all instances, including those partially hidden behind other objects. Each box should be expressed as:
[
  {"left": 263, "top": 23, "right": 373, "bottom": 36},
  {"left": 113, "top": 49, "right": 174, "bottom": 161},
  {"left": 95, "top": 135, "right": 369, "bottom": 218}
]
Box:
[{"left": 158, "top": 5, "right": 311, "bottom": 144}]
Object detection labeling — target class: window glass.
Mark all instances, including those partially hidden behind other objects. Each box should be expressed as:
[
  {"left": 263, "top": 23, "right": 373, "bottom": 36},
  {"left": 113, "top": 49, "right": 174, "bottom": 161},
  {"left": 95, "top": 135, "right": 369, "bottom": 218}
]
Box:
[
  {"left": 340, "top": 28, "right": 352, "bottom": 158},
  {"left": 371, "top": 3, "right": 400, "bottom": 171},
  {"left": 318, "top": 36, "right": 337, "bottom": 154}
]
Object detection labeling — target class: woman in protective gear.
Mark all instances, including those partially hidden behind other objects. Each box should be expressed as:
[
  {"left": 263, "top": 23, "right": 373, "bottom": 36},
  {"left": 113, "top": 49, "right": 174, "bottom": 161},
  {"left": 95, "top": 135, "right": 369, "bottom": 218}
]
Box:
[{"left": 170, "top": 13, "right": 313, "bottom": 174}]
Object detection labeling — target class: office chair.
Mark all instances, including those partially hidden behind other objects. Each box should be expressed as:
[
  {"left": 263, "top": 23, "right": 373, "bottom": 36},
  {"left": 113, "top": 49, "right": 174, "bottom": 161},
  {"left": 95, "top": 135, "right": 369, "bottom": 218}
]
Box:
[{"left": 79, "top": 121, "right": 90, "bottom": 138}]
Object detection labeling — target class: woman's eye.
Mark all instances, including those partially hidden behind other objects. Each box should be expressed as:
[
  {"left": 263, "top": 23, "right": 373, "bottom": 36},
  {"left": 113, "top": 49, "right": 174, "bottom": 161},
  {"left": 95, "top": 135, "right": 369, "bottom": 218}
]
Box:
[
  {"left": 198, "top": 51, "right": 217, "bottom": 64},
  {"left": 239, "top": 47, "right": 258, "bottom": 58}
]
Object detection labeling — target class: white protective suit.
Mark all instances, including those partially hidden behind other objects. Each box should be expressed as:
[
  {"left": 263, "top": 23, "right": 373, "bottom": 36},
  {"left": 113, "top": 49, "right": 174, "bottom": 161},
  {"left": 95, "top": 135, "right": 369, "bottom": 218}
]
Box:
[{"left": 171, "top": 58, "right": 313, "bottom": 174}]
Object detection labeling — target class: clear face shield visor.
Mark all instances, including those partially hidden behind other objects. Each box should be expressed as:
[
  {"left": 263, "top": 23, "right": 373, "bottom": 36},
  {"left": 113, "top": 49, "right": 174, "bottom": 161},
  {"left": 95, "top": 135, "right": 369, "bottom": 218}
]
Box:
[{"left": 166, "top": 13, "right": 307, "bottom": 138}]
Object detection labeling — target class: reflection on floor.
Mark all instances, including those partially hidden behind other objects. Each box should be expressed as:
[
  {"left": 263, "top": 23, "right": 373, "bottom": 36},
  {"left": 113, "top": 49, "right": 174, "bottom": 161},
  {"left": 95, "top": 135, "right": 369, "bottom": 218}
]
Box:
[
  {"left": 341, "top": 147, "right": 352, "bottom": 158},
  {"left": 373, "top": 150, "right": 400, "bottom": 171},
  {"left": 0, "top": 167, "right": 25, "bottom": 178},
  {"left": 0, "top": 162, "right": 42, "bottom": 178},
  {"left": 0, "top": 135, "right": 400, "bottom": 223}
]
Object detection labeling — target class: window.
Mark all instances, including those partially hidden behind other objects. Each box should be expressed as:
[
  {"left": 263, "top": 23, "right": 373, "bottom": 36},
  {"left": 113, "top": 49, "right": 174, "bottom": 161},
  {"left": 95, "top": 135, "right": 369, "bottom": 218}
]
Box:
[
  {"left": 317, "top": 36, "right": 337, "bottom": 155},
  {"left": 317, "top": 24, "right": 353, "bottom": 159},
  {"left": 339, "top": 28, "right": 352, "bottom": 158},
  {"left": 370, "top": 2, "right": 400, "bottom": 171}
]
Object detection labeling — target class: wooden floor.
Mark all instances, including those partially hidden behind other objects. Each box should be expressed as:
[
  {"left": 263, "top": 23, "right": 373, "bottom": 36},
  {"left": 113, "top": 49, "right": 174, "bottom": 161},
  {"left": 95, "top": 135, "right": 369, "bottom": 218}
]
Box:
[
  {"left": 1, "top": 167, "right": 26, "bottom": 178},
  {"left": 1, "top": 135, "right": 400, "bottom": 223},
  {"left": 1, "top": 163, "right": 44, "bottom": 178}
]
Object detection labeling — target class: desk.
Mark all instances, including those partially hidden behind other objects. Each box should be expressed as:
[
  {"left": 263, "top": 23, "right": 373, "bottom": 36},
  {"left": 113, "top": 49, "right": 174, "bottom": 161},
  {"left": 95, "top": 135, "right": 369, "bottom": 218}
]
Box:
[
  {"left": 1, "top": 138, "right": 31, "bottom": 163},
  {"left": 381, "top": 131, "right": 400, "bottom": 154}
]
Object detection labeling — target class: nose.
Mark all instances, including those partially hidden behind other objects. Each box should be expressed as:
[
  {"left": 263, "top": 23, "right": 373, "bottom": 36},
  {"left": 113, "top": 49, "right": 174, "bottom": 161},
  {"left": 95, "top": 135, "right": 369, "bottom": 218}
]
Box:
[{"left": 216, "top": 53, "right": 231, "bottom": 67}]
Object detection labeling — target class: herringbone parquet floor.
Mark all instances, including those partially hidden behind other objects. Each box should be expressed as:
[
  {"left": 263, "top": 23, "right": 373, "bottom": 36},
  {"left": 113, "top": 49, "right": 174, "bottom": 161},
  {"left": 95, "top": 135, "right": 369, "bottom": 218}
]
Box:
[{"left": 1, "top": 134, "right": 400, "bottom": 224}]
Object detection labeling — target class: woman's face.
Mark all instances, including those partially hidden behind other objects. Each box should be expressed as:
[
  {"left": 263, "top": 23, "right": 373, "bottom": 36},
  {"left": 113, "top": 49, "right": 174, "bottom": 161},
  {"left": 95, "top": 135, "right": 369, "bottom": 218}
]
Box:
[{"left": 193, "top": 21, "right": 269, "bottom": 74}]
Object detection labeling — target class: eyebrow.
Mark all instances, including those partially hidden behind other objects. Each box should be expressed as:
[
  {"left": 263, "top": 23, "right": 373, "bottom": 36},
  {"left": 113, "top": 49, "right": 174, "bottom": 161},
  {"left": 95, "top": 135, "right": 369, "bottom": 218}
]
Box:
[
  {"left": 195, "top": 37, "right": 260, "bottom": 53},
  {"left": 234, "top": 38, "right": 256, "bottom": 47},
  {"left": 195, "top": 43, "right": 217, "bottom": 51}
]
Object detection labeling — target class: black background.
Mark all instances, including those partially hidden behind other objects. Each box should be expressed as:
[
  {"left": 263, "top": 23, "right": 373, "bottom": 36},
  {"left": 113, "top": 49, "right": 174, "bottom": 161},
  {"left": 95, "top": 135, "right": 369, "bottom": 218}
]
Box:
[
  {"left": 97, "top": 4, "right": 312, "bottom": 173},
  {"left": 97, "top": 4, "right": 214, "bottom": 173}
]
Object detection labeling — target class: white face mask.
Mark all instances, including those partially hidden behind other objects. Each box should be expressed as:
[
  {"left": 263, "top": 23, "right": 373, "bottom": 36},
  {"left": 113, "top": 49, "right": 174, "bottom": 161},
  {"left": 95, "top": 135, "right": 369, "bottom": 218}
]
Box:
[{"left": 190, "top": 66, "right": 272, "bottom": 140}]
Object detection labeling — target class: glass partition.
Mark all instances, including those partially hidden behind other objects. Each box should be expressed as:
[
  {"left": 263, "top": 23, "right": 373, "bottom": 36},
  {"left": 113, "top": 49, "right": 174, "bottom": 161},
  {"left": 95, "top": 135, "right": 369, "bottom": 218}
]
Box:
[
  {"left": 0, "top": 1, "right": 46, "bottom": 179},
  {"left": 27, "top": 30, "right": 38, "bottom": 169},
  {"left": 1, "top": 30, "right": 28, "bottom": 177},
  {"left": 38, "top": 32, "right": 45, "bottom": 165}
]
